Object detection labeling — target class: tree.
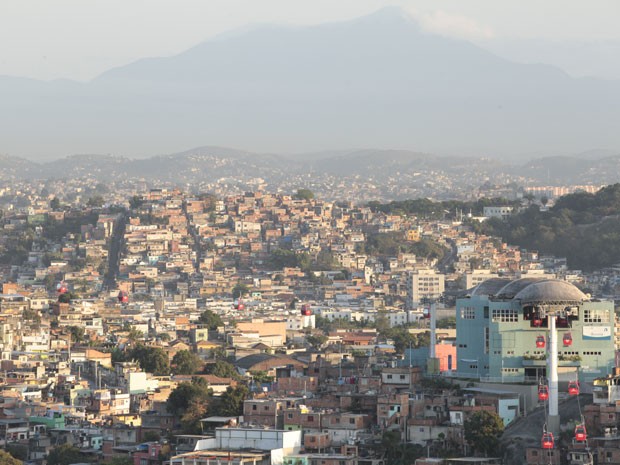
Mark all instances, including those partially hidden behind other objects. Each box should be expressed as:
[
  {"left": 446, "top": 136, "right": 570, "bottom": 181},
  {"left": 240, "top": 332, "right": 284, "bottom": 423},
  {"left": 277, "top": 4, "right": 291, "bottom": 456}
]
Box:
[
  {"left": 387, "top": 327, "right": 418, "bottom": 355},
  {"left": 212, "top": 385, "right": 249, "bottom": 416},
  {"left": 172, "top": 350, "right": 202, "bottom": 375},
  {"left": 129, "top": 195, "right": 144, "bottom": 209},
  {"left": 22, "top": 308, "right": 41, "bottom": 326},
  {"left": 293, "top": 189, "right": 314, "bottom": 201},
  {"left": 436, "top": 317, "right": 456, "bottom": 329},
  {"left": 464, "top": 411, "right": 504, "bottom": 456},
  {"left": 232, "top": 283, "right": 249, "bottom": 299},
  {"left": 314, "top": 315, "right": 334, "bottom": 332},
  {"left": 4, "top": 446, "right": 26, "bottom": 462},
  {"left": 0, "top": 449, "right": 22, "bottom": 465},
  {"left": 58, "top": 292, "right": 78, "bottom": 303},
  {"left": 305, "top": 333, "right": 328, "bottom": 348},
  {"left": 141, "top": 431, "right": 160, "bottom": 442},
  {"left": 209, "top": 346, "right": 228, "bottom": 361},
  {"left": 167, "top": 377, "right": 213, "bottom": 432},
  {"left": 129, "top": 344, "right": 170, "bottom": 375},
  {"left": 47, "top": 444, "right": 83, "bottom": 465},
  {"left": 167, "top": 377, "right": 212, "bottom": 410},
  {"left": 50, "top": 197, "right": 61, "bottom": 210},
  {"left": 249, "top": 370, "right": 273, "bottom": 384},
  {"left": 127, "top": 327, "right": 144, "bottom": 342},
  {"left": 270, "top": 249, "right": 301, "bottom": 269},
  {"left": 181, "top": 396, "right": 210, "bottom": 434},
  {"left": 375, "top": 310, "right": 391, "bottom": 336},
  {"left": 198, "top": 309, "right": 224, "bottom": 330},
  {"left": 68, "top": 325, "right": 85, "bottom": 344},
  {"left": 203, "top": 360, "right": 239, "bottom": 379},
  {"left": 87, "top": 195, "right": 105, "bottom": 208}
]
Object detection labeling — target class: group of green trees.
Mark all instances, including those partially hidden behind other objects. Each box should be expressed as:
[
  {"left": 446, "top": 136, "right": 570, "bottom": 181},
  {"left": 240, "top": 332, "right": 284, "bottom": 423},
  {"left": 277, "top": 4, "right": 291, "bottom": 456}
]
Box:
[
  {"left": 166, "top": 377, "right": 249, "bottom": 433},
  {"left": 367, "top": 197, "right": 520, "bottom": 219},
  {"left": 170, "top": 350, "right": 241, "bottom": 378},
  {"left": 477, "top": 183, "right": 620, "bottom": 270},
  {"left": 0, "top": 226, "right": 34, "bottom": 265},
  {"left": 198, "top": 309, "right": 224, "bottom": 329},
  {"left": 113, "top": 343, "right": 170, "bottom": 375},
  {"left": 171, "top": 350, "right": 202, "bottom": 375},
  {"left": 362, "top": 232, "right": 447, "bottom": 261},
  {"left": 293, "top": 188, "right": 314, "bottom": 201},
  {"left": 268, "top": 248, "right": 341, "bottom": 273}
]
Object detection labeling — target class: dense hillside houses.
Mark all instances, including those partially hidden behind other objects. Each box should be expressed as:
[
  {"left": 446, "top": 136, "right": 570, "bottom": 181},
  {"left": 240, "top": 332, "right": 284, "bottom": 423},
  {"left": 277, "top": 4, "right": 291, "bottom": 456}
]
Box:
[{"left": 0, "top": 184, "right": 618, "bottom": 465}]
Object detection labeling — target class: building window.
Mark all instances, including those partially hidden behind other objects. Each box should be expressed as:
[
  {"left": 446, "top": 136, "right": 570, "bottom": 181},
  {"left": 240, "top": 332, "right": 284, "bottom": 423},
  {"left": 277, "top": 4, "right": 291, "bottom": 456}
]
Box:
[
  {"left": 484, "top": 327, "right": 489, "bottom": 354},
  {"left": 387, "top": 374, "right": 393, "bottom": 379},
  {"left": 400, "top": 375, "right": 406, "bottom": 380},
  {"left": 461, "top": 307, "right": 475, "bottom": 319},
  {"left": 584, "top": 309, "right": 609, "bottom": 323},
  {"left": 252, "top": 405, "right": 257, "bottom": 410},
  {"left": 492, "top": 309, "right": 518, "bottom": 322}
]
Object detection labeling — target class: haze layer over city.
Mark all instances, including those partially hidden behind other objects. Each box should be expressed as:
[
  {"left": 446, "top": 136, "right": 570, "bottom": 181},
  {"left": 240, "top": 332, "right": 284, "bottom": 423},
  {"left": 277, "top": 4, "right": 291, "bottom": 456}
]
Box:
[{"left": 1, "top": 1, "right": 620, "bottom": 161}]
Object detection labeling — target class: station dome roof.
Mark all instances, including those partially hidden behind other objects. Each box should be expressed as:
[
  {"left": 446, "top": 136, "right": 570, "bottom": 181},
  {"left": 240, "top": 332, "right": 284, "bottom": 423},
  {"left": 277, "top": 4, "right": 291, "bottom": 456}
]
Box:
[
  {"left": 470, "top": 278, "right": 511, "bottom": 297},
  {"left": 469, "top": 277, "right": 588, "bottom": 305},
  {"left": 496, "top": 278, "right": 548, "bottom": 300},
  {"left": 513, "top": 279, "right": 588, "bottom": 305}
]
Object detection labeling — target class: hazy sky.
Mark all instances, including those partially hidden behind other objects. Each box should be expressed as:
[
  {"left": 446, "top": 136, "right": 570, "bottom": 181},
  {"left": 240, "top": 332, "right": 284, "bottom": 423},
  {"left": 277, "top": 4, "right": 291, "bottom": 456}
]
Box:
[{"left": 2, "top": 0, "right": 620, "bottom": 81}]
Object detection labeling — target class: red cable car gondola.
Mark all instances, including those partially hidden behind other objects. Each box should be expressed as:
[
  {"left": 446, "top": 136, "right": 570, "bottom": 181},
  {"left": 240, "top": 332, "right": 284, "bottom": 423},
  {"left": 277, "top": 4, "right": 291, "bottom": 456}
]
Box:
[
  {"left": 563, "top": 332, "right": 573, "bottom": 347},
  {"left": 575, "top": 424, "right": 587, "bottom": 442},
  {"left": 538, "top": 384, "right": 549, "bottom": 401},
  {"left": 542, "top": 432, "right": 554, "bottom": 449},
  {"left": 568, "top": 381, "right": 580, "bottom": 396},
  {"left": 118, "top": 291, "right": 129, "bottom": 304},
  {"left": 56, "top": 282, "right": 68, "bottom": 294},
  {"left": 536, "top": 335, "right": 546, "bottom": 349}
]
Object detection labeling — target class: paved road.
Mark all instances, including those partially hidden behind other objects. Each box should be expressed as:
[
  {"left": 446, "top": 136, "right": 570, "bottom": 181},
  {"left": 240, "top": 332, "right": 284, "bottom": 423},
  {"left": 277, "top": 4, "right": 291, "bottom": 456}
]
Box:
[
  {"left": 184, "top": 207, "right": 201, "bottom": 273},
  {"left": 103, "top": 212, "right": 127, "bottom": 291},
  {"left": 437, "top": 238, "right": 457, "bottom": 274}
]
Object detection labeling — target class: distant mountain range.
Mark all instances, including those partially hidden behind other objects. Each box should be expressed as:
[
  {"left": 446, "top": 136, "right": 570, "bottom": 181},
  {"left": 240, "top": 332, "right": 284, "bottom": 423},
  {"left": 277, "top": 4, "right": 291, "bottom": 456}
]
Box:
[
  {"left": 2, "top": 147, "right": 620, "bottom": 189},
  {"left": 0, "top": 7, "right": 619, "bottom": 160}
]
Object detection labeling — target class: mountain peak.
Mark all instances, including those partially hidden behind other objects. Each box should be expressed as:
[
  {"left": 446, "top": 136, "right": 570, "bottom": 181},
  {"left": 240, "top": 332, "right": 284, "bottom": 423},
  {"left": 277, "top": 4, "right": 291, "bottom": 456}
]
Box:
[{"left": 356, "top": 6, "right": 416, "bottom": 24}]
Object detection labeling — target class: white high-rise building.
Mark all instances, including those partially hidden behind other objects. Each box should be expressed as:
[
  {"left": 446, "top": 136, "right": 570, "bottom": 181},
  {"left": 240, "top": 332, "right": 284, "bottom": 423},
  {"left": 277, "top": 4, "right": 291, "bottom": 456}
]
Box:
[{"left": 407, "top": 269, "right": 445, "bottom": 308}]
